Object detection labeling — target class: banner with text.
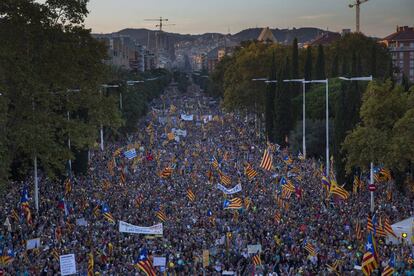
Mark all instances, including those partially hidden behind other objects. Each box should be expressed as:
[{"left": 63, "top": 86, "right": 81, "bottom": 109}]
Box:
[
  {"left": 217, "top": 183, "right": 242, "bottom": 195},
  {"left": 119, "top": 221, "right": 163, "bottom": 235}
]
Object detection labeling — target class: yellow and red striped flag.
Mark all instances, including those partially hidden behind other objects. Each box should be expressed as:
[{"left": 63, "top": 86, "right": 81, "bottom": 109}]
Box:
[
  {"left": 87, "top": 252, "right": 94, "bottom": 276},
  {"left": 156, "top": 210, "right": 167, "bottom": 222},
  {"left": 383, "top": 217, "right": 397, "bottom": 238},
  {"left": 160, "top": 167, "right": 173, "bottom": 179},
  {"left": 244, "top": 163, "right": 258, "bottom": 181},
  {"left": 259, "top": 149, "right": 272, "bottom": 171},
  {"left": 252, "top": 254, "right": 262, "bottom": 266},
  {"left": 218, "top": 170, "right": 232, "bottom": 186},
  {"left": 187, "top": 189, "right": 196, "bottom": 202}
]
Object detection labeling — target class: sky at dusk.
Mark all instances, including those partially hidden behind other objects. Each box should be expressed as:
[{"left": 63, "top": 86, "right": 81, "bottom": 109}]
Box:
[{"left": 82, "top": 0, "right": 413, "bottom": 37}]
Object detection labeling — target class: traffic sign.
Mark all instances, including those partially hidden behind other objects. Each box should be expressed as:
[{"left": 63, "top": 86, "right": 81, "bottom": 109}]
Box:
[{"left": 368, "top": 184, "right": 376, "bottom": 191}]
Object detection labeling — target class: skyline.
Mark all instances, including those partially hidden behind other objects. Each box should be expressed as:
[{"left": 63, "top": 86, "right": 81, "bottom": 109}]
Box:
[{"left": 84, "top": 0, "right": 413, "bottom": 37}]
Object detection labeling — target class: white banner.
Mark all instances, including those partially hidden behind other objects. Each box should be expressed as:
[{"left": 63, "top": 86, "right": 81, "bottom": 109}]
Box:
[
  {"left": 181, "top": 114, "right": 193, "bottom": 121},
  {"left": 119, "top": 221, "right": 163, "bottom": 235},
  {"left": 217, "top": 183, "right": 242, "bottom": 195}
]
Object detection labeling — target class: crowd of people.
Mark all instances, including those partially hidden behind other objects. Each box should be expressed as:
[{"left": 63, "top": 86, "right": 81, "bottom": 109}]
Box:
[{"left": 0, "top": 82, "right": 413, "bottom": 275}]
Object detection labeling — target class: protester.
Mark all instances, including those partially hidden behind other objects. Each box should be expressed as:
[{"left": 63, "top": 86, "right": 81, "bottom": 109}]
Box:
[{"left": 0, "top": 83, "right": 413, "bottom": 275}]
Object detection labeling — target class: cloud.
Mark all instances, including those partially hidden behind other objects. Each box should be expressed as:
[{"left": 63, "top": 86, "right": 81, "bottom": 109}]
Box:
[{"left": 297, "top": 13, "right": 335, "bottom": 20}]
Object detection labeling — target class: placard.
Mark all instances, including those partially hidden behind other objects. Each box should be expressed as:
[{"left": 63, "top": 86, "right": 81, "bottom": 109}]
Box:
[
  {"left": 76, "top": 218, "right": 88, "bottom": 227},
  {"left": 59, "top": 254, "right": 77, "bottom": 276},
  {"left": 247, "top": 244, "right": 262, "bottom": 254},
  {"left": 153, "top": 257, "right": 166, "bottom": 267},
  {"left": 202, "top": 250, "right": 209, "bottom": 268},
  {"left": 26, "top": 238, "right": 41, "bottom": 250}
]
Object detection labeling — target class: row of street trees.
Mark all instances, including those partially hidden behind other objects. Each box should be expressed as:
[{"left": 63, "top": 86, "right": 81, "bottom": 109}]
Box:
[
  {"left": 0, "top": 0, "right": 170, "bottom": 189},
  {"left": 206, "top": 33, "right": 413, "bottom": 189}
]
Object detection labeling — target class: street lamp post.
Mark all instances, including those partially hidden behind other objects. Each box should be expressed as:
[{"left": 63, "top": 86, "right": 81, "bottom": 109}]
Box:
[
  {"left": 284, "top": 79, "right": 306, "bottom": 158},
  {"left": 65, "top": 89, "right": 80, "bottom": 174},
  {"left": 338, "top": 75, "right": 373, "bottom": 210},
  {"left": 100, "top": 84, "right": 120, "bottom": 151},
  {"left": 251, "top": 78, "right": 277, "bottom": 141}
]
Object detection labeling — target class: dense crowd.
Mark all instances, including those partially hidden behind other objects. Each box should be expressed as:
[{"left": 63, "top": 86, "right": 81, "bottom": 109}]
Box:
[{"left": 0, "top": 83, "right": 413, "bottom": 275}]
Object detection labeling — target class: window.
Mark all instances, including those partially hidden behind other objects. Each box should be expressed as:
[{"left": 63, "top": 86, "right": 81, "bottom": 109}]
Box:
[{"left": 400, "top": 52, "right": 404, "bottom": 58}]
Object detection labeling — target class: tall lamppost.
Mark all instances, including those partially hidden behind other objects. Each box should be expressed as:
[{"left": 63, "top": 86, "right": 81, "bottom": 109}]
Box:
[
  {"left": 339, "top": 75, "right": 373, "bottom": 210},
  {"left": 304, "top": 79, "right": 329, "bottom": 176},
  {"left": 100, "top": 84, "right": 120, "bottom": 151},
  {"left": 284, "top": 79, "right": 306, "bottom": 158},
  {"left": 251, "top": 78, "right": 277, "bottom": 140}
]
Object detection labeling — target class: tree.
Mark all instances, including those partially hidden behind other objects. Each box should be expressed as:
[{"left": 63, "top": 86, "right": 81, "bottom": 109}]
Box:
[
  {"left": 343, "top": 81, "right": 413, "bottom": 189},
  {"left": 265, "top": 52, "right": 277, "bottom": 142},
  {"left": 334, "top": 53, "right": 364, "bottom": 186},
  {"left": 370, "top": 44, "right": 377, "bottom": 78},
  {"left": 315, "top": 44, "right": 326, "bottom": 79},
  {"left": 0, "top": 0, "right": 122, "bottom": 181},
  {"left": 291, "top": 38, "right": 299, "bottom": 79},
  {"left": 274, "top": 57, "right": 293, "bottom": 146},
  {"left": 331, "top": 53, "right": 339, "bottom": 77},
  {"left": 304, "top": 46, "right": 313, "bottom": 81}
]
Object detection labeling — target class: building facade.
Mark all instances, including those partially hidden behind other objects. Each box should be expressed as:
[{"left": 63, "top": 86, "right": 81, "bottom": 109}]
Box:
[
  {"left": 94, "top": 34, "right": 153, "bottom": 72},
  {"left": 382, "top": 26, "right": 414, "bottom": 82}
]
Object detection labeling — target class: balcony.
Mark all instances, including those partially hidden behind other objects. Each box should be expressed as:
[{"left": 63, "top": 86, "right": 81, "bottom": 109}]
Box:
[{"left": 389, "top": 46, "right": 414, "bottom": 52}]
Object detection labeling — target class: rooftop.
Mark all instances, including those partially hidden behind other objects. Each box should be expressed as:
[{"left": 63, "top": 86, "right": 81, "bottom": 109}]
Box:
[{"left": 383, "top": 26, "right": 414, "bottom": 41}]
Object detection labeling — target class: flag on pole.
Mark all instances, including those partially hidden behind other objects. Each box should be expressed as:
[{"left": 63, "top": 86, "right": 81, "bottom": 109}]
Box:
[
  {"left": 383, "top": 217, "right": 397, "bottom": 238},
  {"left": 381, "top": 253, "right": 395, "bottom": 276},
  {"left": 283, "top": 155, "right": 293, "bottom": 165},
  {"left": 244, "top": 197, "right": 252, "bottom": 210},
  {"left": 64, "top": 178, "right": 72, "bottom": 196},
  {"left": 303, "top": 240, "right": 317, "bottom": 256},
  {"left": 223, "top": 198, "right": 243, "bottom": 209},
  {"left": 123, "top": 148, "right": 137, "bottom": 160},
  {"left": 367, "top": 215, "right": 374, "bottom": 232},
  {"left": 244, "top": 163, "right": 258, "bottom": 180},
  {"left": 156, "top": 209, "right": 167, "bottom": 222},
  {"left": 252, "top": 253, "right": 262, "bottom": 266},
  {"left": 361, "top": 232, "right": 378, "bottom": 276},
  {"left": 274, "top": 212, "right": 281, "bottom": 224},
  {"left": 330, "top": 182, "right": 349, "bottom": 200},
  {"left": 187, "top": 189, "right": 196, "bottom": 202},
  {"left": 218, "top": 170, "right": 232, "bottom": 186},
  {"left": 102, "top": 203, "right": 115, "bottom": 224},
  {"left": 259, "top": 149, "right": 272, "bottom": 171},
  {"left": 134, "top": 248, "right": 156, "bottom": 276},
  {"left": 160, "top": 167, "right": 173, "bottom": 179},
  {"left": 355, "top": 220, "right": 363, "bottom": 241},
  {"left": 326, "top": 260, "right": 341, "bottom": 276},
  {"left": 87, "top": 252, "right": 94, "bottom": 276},
  {"left": 211, "top": 156, "right": 220, "bottom": 170}
]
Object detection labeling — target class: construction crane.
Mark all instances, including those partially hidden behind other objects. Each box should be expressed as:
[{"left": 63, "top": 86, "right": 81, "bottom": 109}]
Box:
[
  {"left": 144, "top": 17, "right": 174, "bottom": 32},
  {"left": 348, "top": 0, "right": 369, "bottom": 33}
]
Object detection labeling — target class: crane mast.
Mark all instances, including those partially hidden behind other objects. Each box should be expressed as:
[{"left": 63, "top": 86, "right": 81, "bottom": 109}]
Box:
[{"left": 348, "top": 0, "right": 369, "bottom": 33}]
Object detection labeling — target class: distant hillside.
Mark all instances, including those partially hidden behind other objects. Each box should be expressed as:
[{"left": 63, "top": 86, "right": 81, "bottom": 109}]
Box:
[
  {"left": 93, "top": 27, "right": 336, "bottom": 47},
  {"left": 232, "top": 27, "right": 334, "bottom": 44}
]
